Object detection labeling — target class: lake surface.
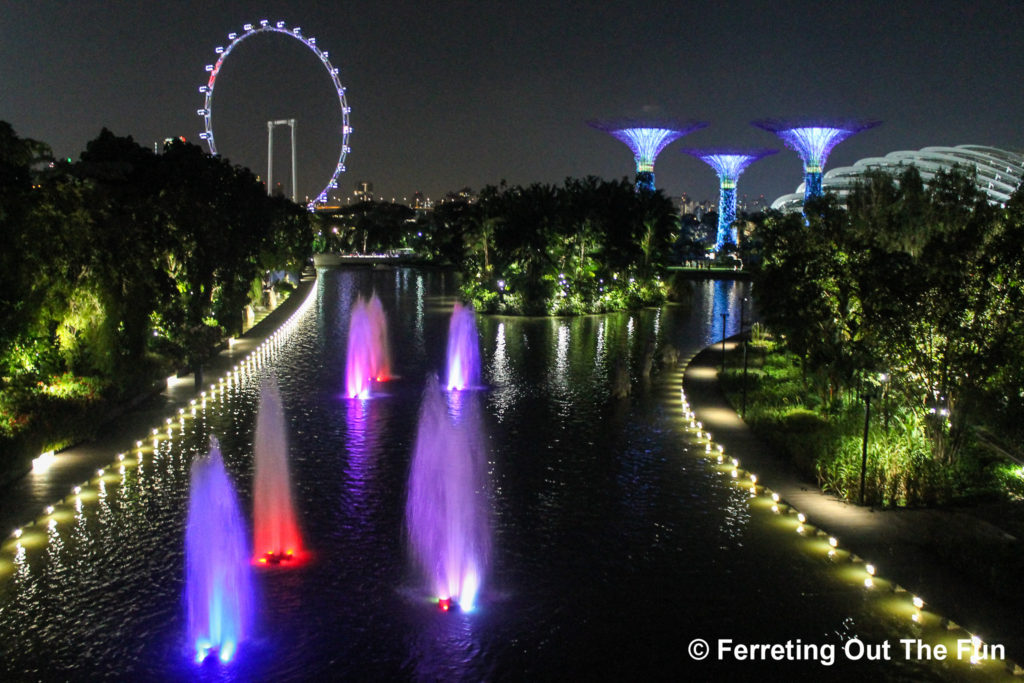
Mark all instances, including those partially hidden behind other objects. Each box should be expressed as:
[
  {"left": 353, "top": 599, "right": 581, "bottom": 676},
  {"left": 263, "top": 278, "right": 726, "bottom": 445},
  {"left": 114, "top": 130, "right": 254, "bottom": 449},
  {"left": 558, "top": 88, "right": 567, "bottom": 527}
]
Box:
[{"left": 0, "top": 269, "right": 992, "bottom": 680}]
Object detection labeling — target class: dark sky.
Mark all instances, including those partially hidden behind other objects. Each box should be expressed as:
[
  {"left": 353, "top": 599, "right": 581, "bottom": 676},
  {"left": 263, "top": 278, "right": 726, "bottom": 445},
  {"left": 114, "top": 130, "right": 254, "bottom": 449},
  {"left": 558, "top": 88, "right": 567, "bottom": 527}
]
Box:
[{"left": 2, "top": 1, "right": 1021, "bottom": 206}]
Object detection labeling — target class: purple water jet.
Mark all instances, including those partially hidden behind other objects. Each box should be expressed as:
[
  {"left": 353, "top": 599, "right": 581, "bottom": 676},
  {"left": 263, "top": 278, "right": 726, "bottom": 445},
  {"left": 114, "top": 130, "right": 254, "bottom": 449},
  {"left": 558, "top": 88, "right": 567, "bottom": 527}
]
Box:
[
  {"left": 405, "top": 375, "right": 490, "bottom": 612},
  {"left": 366, "top": 293, "right": 392, "bottom": 381},
  {"left": 185, "top": 436, "right": 255, "bottom": 664},
  {"left": 345, "top": 294, "right": 391, "bottom": 399},
  {"left": 445, "top": 303, "right": 481, "bottom": 391},
  {"left": 253, "top": 375, "right": 304, "bottom": 565}
]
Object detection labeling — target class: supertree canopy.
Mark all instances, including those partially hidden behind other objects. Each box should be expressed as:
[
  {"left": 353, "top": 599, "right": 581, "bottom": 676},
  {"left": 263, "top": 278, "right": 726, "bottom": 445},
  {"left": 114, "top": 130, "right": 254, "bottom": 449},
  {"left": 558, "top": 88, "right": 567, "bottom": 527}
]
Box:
[
  {"left": 682, "top": 148, "right": 777, "bottom": 252},
  {"left": 752, "top": 118, "right": 881, "bottom": 202},
  {"left": 588, "top": 118, "right": 708, "bottom": 192}
]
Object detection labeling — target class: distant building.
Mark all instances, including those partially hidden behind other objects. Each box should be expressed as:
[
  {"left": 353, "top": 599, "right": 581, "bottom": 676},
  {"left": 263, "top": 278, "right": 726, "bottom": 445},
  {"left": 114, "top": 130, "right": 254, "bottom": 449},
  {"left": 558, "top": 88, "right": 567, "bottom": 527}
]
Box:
[
  {"left": 772, "top": 144, "right": 1024, "bottom": 212},
  {"left": 441, "top": 187, "right": 476, "bottom": 204},
  {"left": 412, "top": 191, "right": 431, "bottom": 211},
  {"left": 738, "top": 193, "right": 768, "bottom": 213},
  {"left": 153, "top": 136, "right": 187, "bottom": 153},
  {"left": 354, "top": 180, "right": 374, "bottom": 202},
  {"left": 679, "top": 193, "right": 695, "bottom": 215}
]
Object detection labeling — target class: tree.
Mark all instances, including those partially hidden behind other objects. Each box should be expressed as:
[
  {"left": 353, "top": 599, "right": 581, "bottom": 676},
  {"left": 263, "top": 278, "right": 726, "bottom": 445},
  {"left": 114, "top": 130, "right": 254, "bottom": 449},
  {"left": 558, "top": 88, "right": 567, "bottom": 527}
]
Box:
[
  {"left": 0, "top": 122, "right": 56, "bottom": 372},
  {"left": 755, "top": 165, "right": 1024, "bottom": 463},
  {"left": 70, "top": 129, "right": 176, "bottom": 383},
  {"left": 157, "top": 140, "right": 284, "bottom": 385}
]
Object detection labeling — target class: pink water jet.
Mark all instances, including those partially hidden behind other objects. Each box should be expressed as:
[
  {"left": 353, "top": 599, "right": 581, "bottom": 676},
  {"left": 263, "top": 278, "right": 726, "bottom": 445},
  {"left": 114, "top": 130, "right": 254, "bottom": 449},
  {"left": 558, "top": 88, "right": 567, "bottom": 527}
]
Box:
[
  {"left": 252, "top": 375, "right": 304, "bottom": 566},
  {"left": 186, "top": 437, "right": 255, "bottom": 664},
  {"left": 445, "top": 302, "right": 481, "bottom": 391},
  {"left": 345, "top": 294, "right": 391, "bottom": 399}
]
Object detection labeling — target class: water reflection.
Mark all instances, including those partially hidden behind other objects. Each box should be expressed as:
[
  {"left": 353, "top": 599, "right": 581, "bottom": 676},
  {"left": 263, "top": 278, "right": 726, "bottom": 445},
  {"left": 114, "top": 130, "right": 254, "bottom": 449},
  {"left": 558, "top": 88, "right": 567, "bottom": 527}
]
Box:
[
  {"left": 551, "top": 321, "right": 570, "bottom": 397},
  {"left": 342, "top": 398, "right": 381, "bottom": 521},
  {"left": 409, "top": 611, "right": 487, "bottom": 681},
  {"left": 706, "top": 279, "right": 743, "bottom": 345},
  {"left": 595, "top": 319, "right": 607, "bottom": 372},
  {"left": 487, "top": 322, "right": 520, "bottom": 422},
  {"left": 3, "top": 274, "right": 960, "bottom": 680}
]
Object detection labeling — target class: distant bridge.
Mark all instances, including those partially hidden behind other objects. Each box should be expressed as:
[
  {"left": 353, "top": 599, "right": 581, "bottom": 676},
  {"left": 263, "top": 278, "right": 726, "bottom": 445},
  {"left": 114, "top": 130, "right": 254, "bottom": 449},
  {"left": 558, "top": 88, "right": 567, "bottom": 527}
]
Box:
[{"left": 313, "top": 251, "right": 424, "bottom": 268}]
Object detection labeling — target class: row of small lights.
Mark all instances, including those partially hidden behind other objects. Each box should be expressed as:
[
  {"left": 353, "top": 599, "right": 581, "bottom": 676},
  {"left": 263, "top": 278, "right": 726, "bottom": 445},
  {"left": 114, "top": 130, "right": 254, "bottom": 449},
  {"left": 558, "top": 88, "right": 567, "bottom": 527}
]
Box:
[
  {"left": 5, "top": 284, "right": 318, "bottom": 565},
  {"left": 675, "top": 378, "right": 999, "bottom": 670}
]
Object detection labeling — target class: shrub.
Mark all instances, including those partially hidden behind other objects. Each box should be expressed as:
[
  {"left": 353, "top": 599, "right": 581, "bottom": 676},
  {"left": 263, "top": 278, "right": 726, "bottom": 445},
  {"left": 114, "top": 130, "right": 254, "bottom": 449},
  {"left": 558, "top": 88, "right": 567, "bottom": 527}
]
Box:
[{"left": 775, "top": 408, "right": 833, "bottom": 477}]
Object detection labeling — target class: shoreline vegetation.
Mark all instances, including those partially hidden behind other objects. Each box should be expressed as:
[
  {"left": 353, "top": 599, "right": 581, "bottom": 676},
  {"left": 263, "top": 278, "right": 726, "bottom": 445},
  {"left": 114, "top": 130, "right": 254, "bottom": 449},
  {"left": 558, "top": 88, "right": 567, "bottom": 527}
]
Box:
[
  {"left": 720, "top": 328, "right": 1024, "bottom": 508},
  {"left": 316, "top": 177, "right": 692, "bottom": 316},
  {"left": 1, "top": 123, "right": 311, "bottom": 482},
  {"left": 738, "top": 165, "right": 1024, "bottom": 511}
]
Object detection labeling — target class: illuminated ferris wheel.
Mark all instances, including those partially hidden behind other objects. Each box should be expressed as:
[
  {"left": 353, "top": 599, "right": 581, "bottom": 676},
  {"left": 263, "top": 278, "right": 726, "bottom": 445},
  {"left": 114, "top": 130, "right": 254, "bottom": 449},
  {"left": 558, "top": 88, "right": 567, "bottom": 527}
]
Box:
[{"left": 197, "top": 20, "right": 352, "bottom": 211}]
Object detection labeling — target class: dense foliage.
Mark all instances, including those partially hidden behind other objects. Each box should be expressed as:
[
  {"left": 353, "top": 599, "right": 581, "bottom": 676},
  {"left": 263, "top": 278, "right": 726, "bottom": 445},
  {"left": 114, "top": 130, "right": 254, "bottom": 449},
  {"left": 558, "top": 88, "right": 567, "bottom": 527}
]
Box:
[
  {"left": 0, "top": 122, "right": 312, "bottom": 473},
  {"left": 314, "top": 177, "right": 682, "bottom": 315},
  {"left": 747, "top": 167, "right": 1024, "bottom": 503},
  {"left": 427, "top": 178, "right": 679, "bottom": 315}
]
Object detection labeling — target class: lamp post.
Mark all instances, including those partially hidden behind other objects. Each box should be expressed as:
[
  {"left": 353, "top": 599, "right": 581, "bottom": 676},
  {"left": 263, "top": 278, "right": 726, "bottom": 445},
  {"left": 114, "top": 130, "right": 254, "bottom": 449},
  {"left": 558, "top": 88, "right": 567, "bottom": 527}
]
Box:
[
  {"left": 879, "top": 372, "right": 890, "bottom": 431},
  {"left": 740, "top": 297, "right": 750, "bottom": 419},
  {"left": 720, "top": 311, "right": 729, "bottom": 373},
  {"left": 859, "top": 380, "right": 882, "bottom": 506},
  {"left": 859, "top": 392, "right": 871, "bottom": 505}
]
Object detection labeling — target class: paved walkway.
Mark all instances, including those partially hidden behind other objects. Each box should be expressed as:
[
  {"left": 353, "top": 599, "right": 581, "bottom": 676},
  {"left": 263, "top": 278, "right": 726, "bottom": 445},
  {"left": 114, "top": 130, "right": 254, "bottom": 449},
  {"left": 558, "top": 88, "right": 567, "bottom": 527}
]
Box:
[
  {"left": 682, "top": 341, "right": 1024, "bottom": 668},
  {"left": 0, "top": 273, "right": 316, "bottom": 536}
]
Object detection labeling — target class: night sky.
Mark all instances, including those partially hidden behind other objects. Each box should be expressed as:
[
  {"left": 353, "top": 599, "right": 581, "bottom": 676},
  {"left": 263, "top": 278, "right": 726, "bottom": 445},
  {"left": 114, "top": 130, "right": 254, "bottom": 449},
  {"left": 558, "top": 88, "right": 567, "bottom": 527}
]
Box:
[{"left": 2, "top": 1, "right": 1021, "bottom": 206}]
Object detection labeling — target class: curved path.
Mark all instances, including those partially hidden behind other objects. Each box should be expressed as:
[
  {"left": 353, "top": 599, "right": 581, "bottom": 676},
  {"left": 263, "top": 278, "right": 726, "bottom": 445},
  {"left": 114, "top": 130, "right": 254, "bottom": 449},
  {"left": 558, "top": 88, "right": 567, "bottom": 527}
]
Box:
[
  {"left": 0, "top": 273, "right": 316, "bottom": 536},
  {"left": 682, "top": 340, "right": 1024, "bottom": 668}
]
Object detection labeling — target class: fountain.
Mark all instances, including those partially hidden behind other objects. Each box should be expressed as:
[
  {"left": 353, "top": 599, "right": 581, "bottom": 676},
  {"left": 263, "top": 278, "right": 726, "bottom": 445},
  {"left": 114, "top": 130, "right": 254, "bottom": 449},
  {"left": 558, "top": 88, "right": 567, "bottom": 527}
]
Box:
[
  {"left": 345, "top": 294, "right": 391, "bottom": 398},
  {"left": 185, "top": 436, "right": 255, "bottom": 664},
  {"left": 253, "top": 375, "right": 303, "bottom": 565},
  {"left": 405, "top": 375, "right": 490, "bottom": 612},
  {"left": 445, "top": 302, "right": 481, "bottom": 391},
  {"left": 366, "top": 293, "right": 392, "bottom": 382}
]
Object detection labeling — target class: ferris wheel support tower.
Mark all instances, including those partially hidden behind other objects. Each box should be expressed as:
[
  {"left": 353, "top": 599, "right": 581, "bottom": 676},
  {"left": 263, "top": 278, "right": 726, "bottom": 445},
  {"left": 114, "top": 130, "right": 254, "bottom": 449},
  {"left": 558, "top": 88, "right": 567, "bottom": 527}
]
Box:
[{"left": 267, "top": 119, "right": 297, "bottom": 202}]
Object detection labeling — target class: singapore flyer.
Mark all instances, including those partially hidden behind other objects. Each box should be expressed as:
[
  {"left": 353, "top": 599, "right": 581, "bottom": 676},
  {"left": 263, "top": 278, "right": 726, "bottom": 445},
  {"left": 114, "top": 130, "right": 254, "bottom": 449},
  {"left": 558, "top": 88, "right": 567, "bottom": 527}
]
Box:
[{"left": 197, "top": 20, "right": 351, "bottom": 211}]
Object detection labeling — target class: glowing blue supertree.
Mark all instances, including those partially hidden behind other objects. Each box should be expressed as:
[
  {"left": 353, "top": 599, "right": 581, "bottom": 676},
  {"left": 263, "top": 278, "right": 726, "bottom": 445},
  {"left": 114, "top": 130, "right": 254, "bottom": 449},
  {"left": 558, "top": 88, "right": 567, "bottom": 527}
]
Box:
[
  {"left": 682, "top": 148, "right": 777, "bottom": 252},
  {"left": 752, "top": 119, "right": 881, "bottom": 203},
  {"left": 588, "top": 118, "right": 708, "bottom": 192}
]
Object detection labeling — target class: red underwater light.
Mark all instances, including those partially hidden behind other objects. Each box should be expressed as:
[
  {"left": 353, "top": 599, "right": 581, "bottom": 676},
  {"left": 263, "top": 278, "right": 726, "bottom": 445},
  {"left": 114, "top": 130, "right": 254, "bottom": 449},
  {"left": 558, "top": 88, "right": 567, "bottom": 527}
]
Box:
[
  {"left": 438, "top": 597, "right": 452, "bottom": 612},
  {"left": 259, "top": 551, "right": 295, "bottom": 566}
]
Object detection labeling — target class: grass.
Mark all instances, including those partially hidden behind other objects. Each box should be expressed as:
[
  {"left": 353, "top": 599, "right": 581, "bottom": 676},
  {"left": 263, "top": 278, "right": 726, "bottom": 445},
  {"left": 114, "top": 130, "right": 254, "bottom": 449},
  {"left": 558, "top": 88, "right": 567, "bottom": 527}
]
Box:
[{"left": 719, "top": 337, "right": 1012, "bottom": 507}]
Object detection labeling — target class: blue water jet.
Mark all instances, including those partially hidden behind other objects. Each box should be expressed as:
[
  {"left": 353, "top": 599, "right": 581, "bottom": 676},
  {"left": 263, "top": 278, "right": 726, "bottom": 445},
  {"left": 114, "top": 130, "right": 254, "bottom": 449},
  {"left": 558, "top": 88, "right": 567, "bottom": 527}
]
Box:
[{"left": 185, "top": 436, "right": 255, "bottom": 664}]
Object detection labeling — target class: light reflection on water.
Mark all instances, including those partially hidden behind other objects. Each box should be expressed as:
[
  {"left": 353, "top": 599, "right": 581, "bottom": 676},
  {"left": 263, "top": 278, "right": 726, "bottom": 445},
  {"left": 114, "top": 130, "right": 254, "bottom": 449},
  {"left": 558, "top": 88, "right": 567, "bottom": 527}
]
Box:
[{"left": 0, "top": 270, "right": 967, "bottom": 679}]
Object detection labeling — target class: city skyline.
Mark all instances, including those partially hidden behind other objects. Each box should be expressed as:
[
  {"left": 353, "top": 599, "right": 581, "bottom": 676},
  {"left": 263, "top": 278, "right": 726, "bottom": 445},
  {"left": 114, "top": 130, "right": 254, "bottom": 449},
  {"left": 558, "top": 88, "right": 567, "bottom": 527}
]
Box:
[{"left": 2, "top": 1, "right": 1021, "bottom": 206}]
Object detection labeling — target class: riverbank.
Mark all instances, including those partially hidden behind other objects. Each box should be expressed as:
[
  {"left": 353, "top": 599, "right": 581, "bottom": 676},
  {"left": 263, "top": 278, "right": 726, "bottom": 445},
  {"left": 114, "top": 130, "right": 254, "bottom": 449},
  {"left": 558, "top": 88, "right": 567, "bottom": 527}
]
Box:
[
  {"left": 682, "top": 340, "right": 1024, "bottom": 668},
  {"left": 0, "top": 272, "right": 316, "bottom": 536},
  {"left": 666, "top": 265, "right": 751, "bottom": 280}
]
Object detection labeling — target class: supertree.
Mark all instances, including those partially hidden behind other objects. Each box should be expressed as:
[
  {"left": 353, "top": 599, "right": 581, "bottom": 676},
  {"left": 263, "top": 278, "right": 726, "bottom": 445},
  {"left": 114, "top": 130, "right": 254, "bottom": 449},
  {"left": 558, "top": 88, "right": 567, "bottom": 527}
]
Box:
[
  {"left": 681, "top": 148, "right": 777, "bottom": 252},
  {"left": 752, "top": 119, "right": 881, "bottom": 203},
  {"left": 588, "top": 118, "right": 708, "bottom": 192}
]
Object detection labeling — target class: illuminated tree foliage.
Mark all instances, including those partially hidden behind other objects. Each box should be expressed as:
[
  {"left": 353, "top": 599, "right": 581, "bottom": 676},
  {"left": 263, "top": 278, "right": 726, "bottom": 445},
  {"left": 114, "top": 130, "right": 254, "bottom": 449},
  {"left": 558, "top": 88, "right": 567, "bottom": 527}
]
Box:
[
  {"left": 755, "top": 166, "right": 1024, "bottom": 463},
  {"left": 419, "top": 177, "right": 678, "bottom": 315},
  {"left": 0, "top": 123, "right": 312, "bottom": 476}
]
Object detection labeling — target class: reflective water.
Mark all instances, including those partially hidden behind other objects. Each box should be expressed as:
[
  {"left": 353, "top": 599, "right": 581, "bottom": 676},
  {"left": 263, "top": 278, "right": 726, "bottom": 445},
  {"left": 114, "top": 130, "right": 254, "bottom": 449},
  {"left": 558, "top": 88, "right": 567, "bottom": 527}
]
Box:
[{"left": 0, "top": 270, "right": 979, "bottom": 679}]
